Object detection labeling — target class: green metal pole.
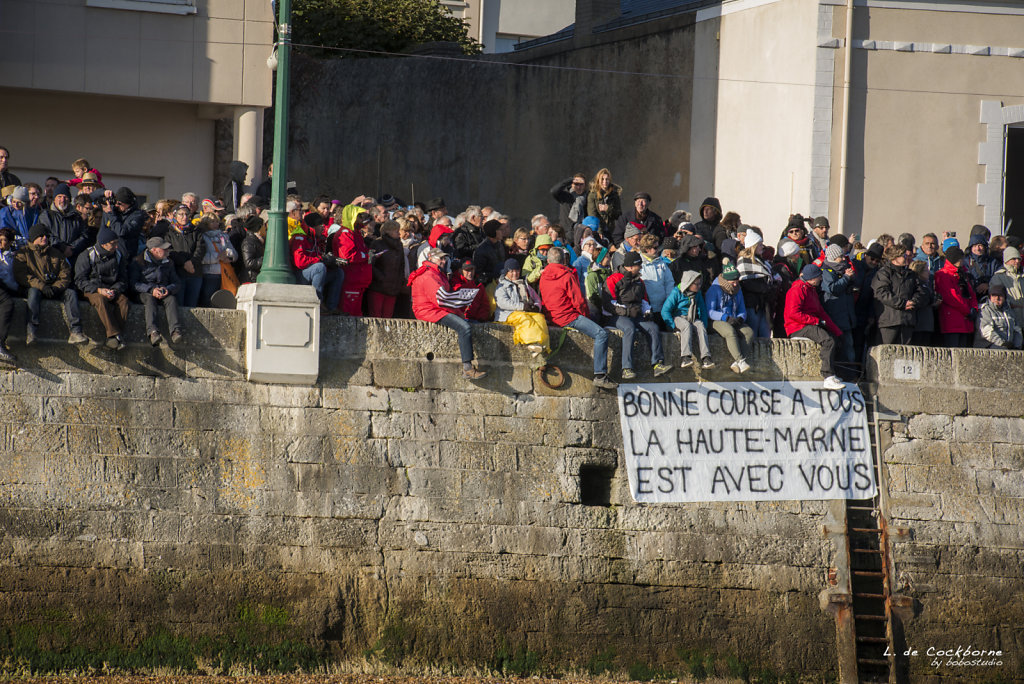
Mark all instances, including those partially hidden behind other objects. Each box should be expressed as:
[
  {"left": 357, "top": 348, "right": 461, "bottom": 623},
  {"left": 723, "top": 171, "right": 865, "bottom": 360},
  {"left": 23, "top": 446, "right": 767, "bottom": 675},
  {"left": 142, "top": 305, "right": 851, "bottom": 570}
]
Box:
[{"left": 257, "top": 0, "right": 295, "bottom": 284}]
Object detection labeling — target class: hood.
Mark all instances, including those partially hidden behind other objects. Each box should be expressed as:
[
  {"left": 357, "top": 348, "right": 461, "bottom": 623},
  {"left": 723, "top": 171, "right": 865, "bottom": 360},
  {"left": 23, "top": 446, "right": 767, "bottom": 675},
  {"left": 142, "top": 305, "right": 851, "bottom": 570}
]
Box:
[
  {"left": 699, "top": 197, "right": 722, "bottom": 223},
  {"left": 677, "top": 270, "right": 701, "bottom": 292},
  {"left": 677, "top": 234, "right": 703, "bottom": 252},
  {"left": 341, "top": 204, "right": 367, "bottom": 231},
  {"left": 541, "top": 262, "right": 576, "bottom": 284},
  {"left": 428, "top": 224, "right": 453, "bottom": 248},
  {"left": 287, "top": 217, "right": 306, "bottom": 239},
  {"left": 228, "top": 160, "right": 249, "bottom": 183},
  {"left": 533, "top": 234, "right": 554, "bottom": 250}
]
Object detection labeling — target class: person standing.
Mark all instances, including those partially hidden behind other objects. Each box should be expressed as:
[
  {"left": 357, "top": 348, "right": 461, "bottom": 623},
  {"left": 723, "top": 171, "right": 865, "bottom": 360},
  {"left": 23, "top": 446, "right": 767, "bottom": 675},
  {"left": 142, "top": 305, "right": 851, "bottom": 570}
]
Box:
[{"left": 550, "top": 173, "right": 589, "bottom": 234}]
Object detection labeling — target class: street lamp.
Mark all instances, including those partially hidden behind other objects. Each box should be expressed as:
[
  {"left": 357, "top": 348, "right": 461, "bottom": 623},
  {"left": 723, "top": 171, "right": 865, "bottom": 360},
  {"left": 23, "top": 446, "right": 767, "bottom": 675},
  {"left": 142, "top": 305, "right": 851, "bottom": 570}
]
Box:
[{"left": 257, "top": 0, "right": 294, "bottom": 284}]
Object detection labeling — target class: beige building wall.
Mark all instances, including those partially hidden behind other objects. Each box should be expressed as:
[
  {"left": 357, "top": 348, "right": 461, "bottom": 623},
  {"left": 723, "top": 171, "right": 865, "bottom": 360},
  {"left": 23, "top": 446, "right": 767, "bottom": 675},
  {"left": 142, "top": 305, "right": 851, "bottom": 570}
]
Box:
[
  {"left": 443, "top": 0, "right": 576, "bottom": 53},
  {"left": 0, "top": 0, "right": 272, "bottom": 194},
  {"left": 828, "top": 3, "right": 1024, "bottom": 242},
  {"left": 711, "top": 0, "right": 820, "bottom": 243}
]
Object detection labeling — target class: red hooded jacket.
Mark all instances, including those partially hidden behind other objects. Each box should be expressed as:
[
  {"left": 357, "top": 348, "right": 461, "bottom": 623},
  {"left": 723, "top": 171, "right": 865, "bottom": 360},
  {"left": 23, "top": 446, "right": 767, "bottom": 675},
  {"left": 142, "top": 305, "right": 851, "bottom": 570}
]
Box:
[
  {"left": 784, "top": 278, "right": 842, "bottom": 337},
  {"left": 409, "top": 261, "right": 468, "bottom": 323},
  {"left": 539, "top": 263, "right": 587, "bottom": 327},
  {"left": 934, "top": 259, "right": 978, "bottom": 334}
]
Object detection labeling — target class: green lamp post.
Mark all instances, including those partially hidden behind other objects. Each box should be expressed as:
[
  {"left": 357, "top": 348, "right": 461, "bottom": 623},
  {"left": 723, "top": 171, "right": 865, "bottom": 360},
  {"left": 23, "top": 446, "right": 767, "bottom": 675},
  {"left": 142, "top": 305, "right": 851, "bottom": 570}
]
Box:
[{"left": 257, "top": 0, "right": 295, "bottom": 284}]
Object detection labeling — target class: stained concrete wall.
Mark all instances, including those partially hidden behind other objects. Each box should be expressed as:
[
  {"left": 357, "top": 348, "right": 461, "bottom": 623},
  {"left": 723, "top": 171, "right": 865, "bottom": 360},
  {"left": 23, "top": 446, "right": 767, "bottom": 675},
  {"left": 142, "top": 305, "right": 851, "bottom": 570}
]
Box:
[
  {"left": 867, "top": 346, "right": 1024, "bottom": 682},
  {"left": 0, "top": 304, "right": 839, "bottom": 677},
  {"left": 284, "top": 14, "right": 696, "bottom": 224},
  {"left": 1, "top": 302, "right": 1022, "bottom": 679}
]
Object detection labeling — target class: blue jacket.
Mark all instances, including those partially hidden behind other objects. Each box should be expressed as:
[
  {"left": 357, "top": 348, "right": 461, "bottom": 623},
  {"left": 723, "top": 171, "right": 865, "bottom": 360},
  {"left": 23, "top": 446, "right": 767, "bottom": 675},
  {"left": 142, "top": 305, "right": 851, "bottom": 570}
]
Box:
[
  {"left": 820, "top": 263, "right": 857, "bottom": 331},
  {"left": 0, "top": 206, "right": 29, "bottom": 247},
  {"left": 661, "top": 278, "right": 709, "bottom": 329},
  {"left": 640, "top": 253, "right": 675, "bottom": 313},
  {"left": 913, "top": 248, "right": 944, "bottom": 274},
  {"left": 705, "top": 279, "right": 747, "bottom": 321}
]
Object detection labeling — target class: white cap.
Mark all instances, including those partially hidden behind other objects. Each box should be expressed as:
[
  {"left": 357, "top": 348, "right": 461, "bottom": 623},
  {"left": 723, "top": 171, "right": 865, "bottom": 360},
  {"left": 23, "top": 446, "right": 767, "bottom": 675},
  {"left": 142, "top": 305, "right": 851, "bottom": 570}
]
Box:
[
  {"left": 779, "top": 239, "right": 799, "bottom": 257},
  {"left": 743, "top": 231, "right": 763, "bottom": 249}
]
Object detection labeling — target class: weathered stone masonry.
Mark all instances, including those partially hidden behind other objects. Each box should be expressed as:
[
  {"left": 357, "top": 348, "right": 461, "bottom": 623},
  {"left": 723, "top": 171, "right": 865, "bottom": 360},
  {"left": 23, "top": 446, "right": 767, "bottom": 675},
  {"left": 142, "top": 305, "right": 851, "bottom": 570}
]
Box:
[{"left": 0, "top": 304, "right": 1022, "bottom": 680}]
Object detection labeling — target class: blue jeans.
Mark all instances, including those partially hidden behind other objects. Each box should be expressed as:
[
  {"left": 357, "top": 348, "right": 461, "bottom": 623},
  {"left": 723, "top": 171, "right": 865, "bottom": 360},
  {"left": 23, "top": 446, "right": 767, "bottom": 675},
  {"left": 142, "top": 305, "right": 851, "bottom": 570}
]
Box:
[
  {"left": 438, "top": 313, "right": 474, "bottom": 363},
  {"left": 566, "top": 314, "right": 609, "bottom": 376},
  {"left": 614, "top": 315, "right": 664, "bottom": 370},
  {"left": 26, "top": 287, "right": 82, "bottom": 333},
  {"left": 298, "top": 262, "right": 344, "bottom": 308},
  {"left": 747, "top": 308, "right": 772, "bottom": 338},
  {"left": 175, "top": 275, "right": 203, "bottom": 308},
  {"left": 199, "top": 274, "right": 221, "bottom": 307}
]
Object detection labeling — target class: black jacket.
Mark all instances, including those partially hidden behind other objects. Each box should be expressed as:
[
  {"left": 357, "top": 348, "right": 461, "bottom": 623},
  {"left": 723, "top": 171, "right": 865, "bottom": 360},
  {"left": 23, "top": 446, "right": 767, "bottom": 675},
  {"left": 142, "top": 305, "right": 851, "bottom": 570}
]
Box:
[
  {"left": 130, "top": 251, "right": 181, "bottom": 294},
  {"left": 368, "top": 234, "right": 407, "bottom": 297},
  {"left": 550, "top": 177, "right": 587, "bottom": 231},
  {"left": 472, "top": 238, "right": 506, "bottom": 285},
  {"left": 239, "top": 233, "right": 264, "bottom": 283},
  {"left": 103, "top": 204, "right": 147, "bottom": 258},
  {"left": 692, "top": 196, "right": 721, "bottom": 247},
  {"left": 613, "top": 207, "right": 665, "bottom": 245},
  {"left": 74, "top": 244, "right": 128, "bottom": 294},
  {"left": 166, "top": 225, "right": 206, "bottom": 277},
  {"left": 452, "top": 223, "right": 485, "bottom": 260},
  {"left": 872, "top": 263, "right": 925, "bottom": 328},
  {"left": 39, "top": 206, "right": 89, "bottom": 264}
]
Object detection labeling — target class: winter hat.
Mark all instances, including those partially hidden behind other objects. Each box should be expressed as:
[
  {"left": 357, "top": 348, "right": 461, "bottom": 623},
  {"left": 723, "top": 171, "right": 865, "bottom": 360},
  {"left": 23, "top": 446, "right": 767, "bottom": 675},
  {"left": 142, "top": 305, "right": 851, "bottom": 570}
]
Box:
[
  {"left": 502, "top": 258, "right": 520, "bottom": 274},
  {"left": 482, "top": 219, "right": 500, "bottom": 238},
  {"left": 28, "top": 224, "right": 49, "bottom": 242},
  {"left": 10, "top": 186, "right": 28, "bottom": 203},
  {"left": 786, "top": 214, "right": 806, "bottom": 230},
  {"left": 743, "top": 231, "right": 763, "bottom": 249},
  {"left": 426, "top": 197, "right": 446, "bottom": 212},
  {"left": 96, "top": 226, "right": 118, "bottom": 246},
  {"left": 623, "top": 251, "right": 642, "bottom": 267},
  {"left": 146, "top": 236, "right": 171, "bottom": 250},
  {"left": 582, "top": 216, "right": 600, "bottom": 230},
  {"left": 580, "top": 237, "right": 598, "bottom": 250},
  {"left": 679, "top": 222, "right": 696, "bottom": 234},
  {"left": 721, "top": 260, "right": 739, "bottom": 281},
  {"left": 659, "top": 236, "right": 679, "bottom": 253},
  {"left": 426, "top": 247, "right": 447, "bottom": 261},
  {"left": 800, "top": 264, "right": 822, "bottom": 281},
  {"left": 54, "top": 183, "right": 72, "bottom": 200},
  {"left": 534, "top": 235, "right": 554, "bottom": 249},
  {"left": 778, "top": 240, "right": 800, "bottom": 258},
  {"left": 458, "top": 258, "right": 475, "bottom": 271},
  {"left": 989, "top": 284, "right": 1008, "bottom": 298},
  {"left": 944, "top": 246, "right": 964, "bottom": 263},
  {"left": 379, "top": 193, "right": 398, "bottom": 207},
  {"left": 968, "top": 233, "right": 987, "bottom": 248},
  {"left": 114, "top": 187, "right": 135, "bottom": 205},
  {"left": 828, "top": 234, "right": 849, "bottom": 248},
  {"left": 813, "top": 216, "right": 830, "bottom": 229},
  {"left": 941, "top": 237, "right": 960, "bottom": 252},
  {"left": 825, "top": 244, "right": 844, "bottom": 263},
  {"left": 970, "top": 224, "right": 990, "bottom": 239},
  {"left": 623, "top": 225, "right": 641, "bottom": 240},
  {"left": 1007, "top": 236, "right": 1024, "bottom": 249},
  {"left": 866, "top": 243, "right": 884, "bottom": 260},
  {"left": 1002, "top": 246, "right": 1021, "bottom": 262},
  {"left": 633, "top": 191, "right": 652, "bottom": 201}
]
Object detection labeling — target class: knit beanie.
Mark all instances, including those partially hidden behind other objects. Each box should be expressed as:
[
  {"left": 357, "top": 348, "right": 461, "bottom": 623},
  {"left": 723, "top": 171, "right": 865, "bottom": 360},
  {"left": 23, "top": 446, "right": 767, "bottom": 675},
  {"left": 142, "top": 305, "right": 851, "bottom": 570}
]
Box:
[
  {"left": 28, "top": 224, "right": 49, "bottom": 242},
  {"left": 743, "top": 230, "right": 763, "bottom": 249},
  {"left": 800, "top": 264, "right": 822, "bottom": 281},
  {"left": 825, "top": 244, "right": 844, "bottom": 263}
]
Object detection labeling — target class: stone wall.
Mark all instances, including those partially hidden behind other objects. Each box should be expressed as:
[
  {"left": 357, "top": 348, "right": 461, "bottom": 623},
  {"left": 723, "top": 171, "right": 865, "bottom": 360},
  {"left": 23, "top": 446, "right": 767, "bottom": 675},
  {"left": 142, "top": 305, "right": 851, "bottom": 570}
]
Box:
[
  {"left": 0, "top": 305, "right": 839, "bottom": 677},
  {"left": 867, "top": 346, "right": 1024, "bottom": 682}
]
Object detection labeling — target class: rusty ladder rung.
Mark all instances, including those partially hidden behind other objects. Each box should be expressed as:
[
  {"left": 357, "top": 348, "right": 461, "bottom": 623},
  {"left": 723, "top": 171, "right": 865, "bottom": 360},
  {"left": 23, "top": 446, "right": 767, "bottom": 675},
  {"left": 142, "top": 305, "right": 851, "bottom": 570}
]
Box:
[
  {"left": 857, "top": 658, "right": 891, "bottom": 666},
  {"left": 852, "top": 548, "right": 883, "bottom": 554},
  {"left": 854, "top": 614, "right": 888, "bottom": 621},
  {"left": 847, "top": 505, "right": 878, "bottom": 512},
  {"left": 854, "top": 592, "right": 886, "bottom": 599},
  {"left": 851, "top": 527, "right": 882, "bottom": 533},
  {"left": 852, "top": 570, "right": 884, "bottom": 577},
  {"left": 857, "top": 636, "right": 889, "bottom": 644}
]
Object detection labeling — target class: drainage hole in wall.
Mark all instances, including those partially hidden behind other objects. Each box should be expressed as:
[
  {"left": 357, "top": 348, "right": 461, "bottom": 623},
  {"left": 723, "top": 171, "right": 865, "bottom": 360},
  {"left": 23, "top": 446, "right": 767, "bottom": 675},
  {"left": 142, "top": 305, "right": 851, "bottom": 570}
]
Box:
[
  {"left": 579, "top": 465, "right": 615, "bottom": 506},
  {"left": 425, "top": 352, "right": 434, "bottom": 361}
]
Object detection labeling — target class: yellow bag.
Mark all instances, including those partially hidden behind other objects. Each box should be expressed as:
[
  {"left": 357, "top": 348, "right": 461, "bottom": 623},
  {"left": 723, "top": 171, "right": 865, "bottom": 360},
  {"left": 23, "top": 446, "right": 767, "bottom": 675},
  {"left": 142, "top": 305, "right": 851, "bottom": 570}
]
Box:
[
  {"left": 486, "top": 280, "right": 498, "bottom": 316},
  {"left": 505, "top": 311, "right": 550, "bottom": 351}
]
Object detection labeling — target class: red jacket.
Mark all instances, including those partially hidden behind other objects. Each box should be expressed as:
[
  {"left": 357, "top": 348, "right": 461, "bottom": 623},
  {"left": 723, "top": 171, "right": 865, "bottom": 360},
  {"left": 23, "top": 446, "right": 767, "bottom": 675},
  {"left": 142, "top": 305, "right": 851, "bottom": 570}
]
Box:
[
  {"left": 934, "top": 260, "right": 978, "bottom": 334},
  {"left": 450, "top": 272, "right": 491, "bottom": 322},
  {"left": 409, "top": 261, "right": 466, "bottom": 323},
  {"left": 289, "top": 231, "right": 321, "bottom": 270},
  {"left": 332, "top": 226, "right": 372, "bottom": 290},
  {"left": 538, "top": 263, "right": 586, "bottom": 327},
  {"left": 784, "top": 279, "right": 842, "bottom": 337}
]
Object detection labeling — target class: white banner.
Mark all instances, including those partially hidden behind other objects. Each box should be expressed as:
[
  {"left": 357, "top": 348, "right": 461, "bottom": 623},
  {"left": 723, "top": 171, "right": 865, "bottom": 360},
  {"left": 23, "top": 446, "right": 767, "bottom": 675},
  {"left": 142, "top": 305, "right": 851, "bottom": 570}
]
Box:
[{"left": 618, "top": 381, "right": 877, "bottom": 502}]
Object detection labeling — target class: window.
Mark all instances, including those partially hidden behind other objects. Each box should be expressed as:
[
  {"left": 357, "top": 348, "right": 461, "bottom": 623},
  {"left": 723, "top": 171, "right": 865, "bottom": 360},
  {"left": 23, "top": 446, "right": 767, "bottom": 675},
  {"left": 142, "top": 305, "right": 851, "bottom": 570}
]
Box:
[{"left": 85, "top": 0, "right": 196, "bottom": 16}]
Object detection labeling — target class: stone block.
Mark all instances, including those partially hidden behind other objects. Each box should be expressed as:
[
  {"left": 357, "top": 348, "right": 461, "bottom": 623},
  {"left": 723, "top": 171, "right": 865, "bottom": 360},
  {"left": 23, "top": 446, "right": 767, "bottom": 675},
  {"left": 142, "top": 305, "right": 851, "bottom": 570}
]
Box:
[
  {"left": 421, "top": 360, "right": 532, "bottom": 394},
  {"left": 541, "top": 419, "right": 592, "bottom": 448},
  {"left": 952, "top": 415, "right": 1024, "bottom": 444},
  {"left": 482, "top": 415, "right": 545, "bottom": 444},
  {"left": 949, "top": 442, "right": 995, "bottom": 469},
  {"left": 372, "top": 359, "right": 423, "bottom": 389},
  {"left": 406, "top": 467, "right": 461, "bottom": 498},
  {"left": 905, "top": 414, "right": 953, "bottom": 440},
  {"left": 976, "top": 469, "right": 1024, "bottom": 498},
  {"left": 568, "top": 395, "right": 619, "bottom": 422},
  {"left": 993, "top": 444, "right": 1024, "bottom": 470},
  {"left": 323, "top": 385, "right": 389, "bottom": 411},
  {"left": 386, "top": 387, "right": 434, "bottom": 413},
  {"left": 387, "top": 439, "right": 440, "bottom": 468},
  {"left": 887, "top": 492, "right": 942, "bottom": 522},
  {"left": 884, "top": 439, "right": 951, "bottom": 466},
  {"left": 967, "top": 389, "right": 1024, "bottom": 417},
  {"left": 877, "top": 384, "right": 967, "bottom": 417},
  {"left": 319, "top": 359, "right": 373, "bottom": 386},
  {"left": 513, "top": 394, "right": 569, "bottom": 421}
]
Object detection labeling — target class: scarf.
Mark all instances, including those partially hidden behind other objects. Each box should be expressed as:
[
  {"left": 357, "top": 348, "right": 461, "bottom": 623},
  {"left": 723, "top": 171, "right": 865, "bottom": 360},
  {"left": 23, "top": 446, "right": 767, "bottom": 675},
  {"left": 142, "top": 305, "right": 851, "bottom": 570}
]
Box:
[{"left": 718, "top": 276, "right": 740, "bottom": 295}]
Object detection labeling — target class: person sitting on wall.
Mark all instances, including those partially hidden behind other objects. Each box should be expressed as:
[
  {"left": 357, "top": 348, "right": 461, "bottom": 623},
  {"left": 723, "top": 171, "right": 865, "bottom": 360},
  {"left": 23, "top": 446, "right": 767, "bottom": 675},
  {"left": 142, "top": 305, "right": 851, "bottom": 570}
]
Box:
[
  {"left": 522, "top": 234, "right": 553, "bottom": 285},
  {"left": 705, "top": 260, "right": 754, "bottom": 374},
  {"left": 75, "top": 227, "right": 131, "bottom": 350},
  {"left": 290, "top": 200, "right": 343, "bottom": 313},
  {"left": 0, "top": 186, "right": 30, "bottom": 248},
  {"left": 610, "top": 224, "right": 642, "bottom": 272},
  {"left": 449, "top": 259, "right": 491, "bottom": 323},
  {"left": 14, "top": 224, "right": 89, "bottom": 346},
  {"left": 974, "top": 283, "right": 1023, "bottom": 349},
  {"left": 495, "top": 258, "right": 548, "bottom": 357},
  {"left": 409, "top": 247, "right": 486, "bottom": 380},
  {"left": 661, "top": 270, "right": 712, "bottom": 370},
  {"left": 328, "top": 205, "right": 372, "bottom": 316},
  {"left": 366, "top": 219, "right": 408, "bottom": 319},
  {"left": 130, "top": 236, "right": 184, "bottom": 346},
  {"left": 604, "top": 250, "right": 672, "bottom": 380},
  {"left": 538, "top": 247, "right": 616, "bottom": 390},
  {"left": 638, "top": 232, "right": 675, "bottom": 329},
  {"left": 784, "top": 263, "right": 845, "bottom": 390}
]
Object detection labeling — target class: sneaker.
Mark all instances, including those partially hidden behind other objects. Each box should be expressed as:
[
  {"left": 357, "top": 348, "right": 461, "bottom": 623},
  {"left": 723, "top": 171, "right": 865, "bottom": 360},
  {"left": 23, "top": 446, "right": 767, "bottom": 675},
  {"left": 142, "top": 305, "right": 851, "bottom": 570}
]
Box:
[
  {"left": 823, "top": 375, "right": 845, "bottom": 390},
  {"left": 701, "top": 357, "right": 715, "bottom": 369},
  {"left": 170, "top": 330, "right": 184, "bottom": 344},
  {"left": 463, "top": 367, "right": 487, "bottom": 380},
  {"left": 25, "top": 330, "right": 36, "bottom": 346},
  {"left": 592, "top": 375, "right": 618, "bottom": 390},
  {"left": 527, "top": 344, "right": 544, "bottom": 358},
  {"left": 105, "top": 336, "right": 126, "bottom": 351},
  {"left": 0, "top": 345, "right": 17, "bottom": 367},
  {"left": 68, "top": 330, "right": 88, "bottom": 345},
  {"left": 149, "top": 331, "right": 164, "bottom": 347},
  {"left": 679, "top": 357, "right": 694, "bottom": 369},
  {"left": 621, "top": 368, "right": 636, "bottom": 380},
  {"left": 736, "top": 358, "right": 751, "bottom": 374},
  {"left": 652, "top": 362, "right": 672, "bottom": 377}
]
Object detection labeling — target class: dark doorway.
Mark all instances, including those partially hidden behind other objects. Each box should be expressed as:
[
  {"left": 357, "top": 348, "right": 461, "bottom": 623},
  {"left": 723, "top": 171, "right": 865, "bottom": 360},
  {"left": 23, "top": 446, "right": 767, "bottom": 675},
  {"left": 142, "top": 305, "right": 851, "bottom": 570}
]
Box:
[{"left": 1006, "top": 127, "right": 1024, "bottom": 239}]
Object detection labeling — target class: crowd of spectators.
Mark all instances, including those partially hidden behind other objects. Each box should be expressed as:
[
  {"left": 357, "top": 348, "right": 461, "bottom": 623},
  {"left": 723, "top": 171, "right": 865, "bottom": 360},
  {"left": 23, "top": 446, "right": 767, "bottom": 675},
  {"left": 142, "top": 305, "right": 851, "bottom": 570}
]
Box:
[{"left": 1, "top": 149, "right": 1020, "bottom": 388}]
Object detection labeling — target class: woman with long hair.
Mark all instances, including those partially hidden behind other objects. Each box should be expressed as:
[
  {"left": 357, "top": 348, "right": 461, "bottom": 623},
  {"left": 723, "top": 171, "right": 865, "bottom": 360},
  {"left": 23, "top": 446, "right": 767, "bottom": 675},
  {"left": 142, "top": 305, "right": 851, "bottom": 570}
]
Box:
[{"left": 586, "top": 168, "right": 621, "bottom": 244}]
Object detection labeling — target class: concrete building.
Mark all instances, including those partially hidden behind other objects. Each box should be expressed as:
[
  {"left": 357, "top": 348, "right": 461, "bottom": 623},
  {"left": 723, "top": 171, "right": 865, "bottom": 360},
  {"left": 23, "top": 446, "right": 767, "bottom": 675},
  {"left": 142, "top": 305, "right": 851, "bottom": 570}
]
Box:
[
  {"left": 440, "top": 0, "right": 576, "bottom": 53},
  {"left": 0, "top": 0, "right": 273, "bottom": 203},
  {"left": 525, "top": 0, "right": 1024, "bottom": 243}
]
